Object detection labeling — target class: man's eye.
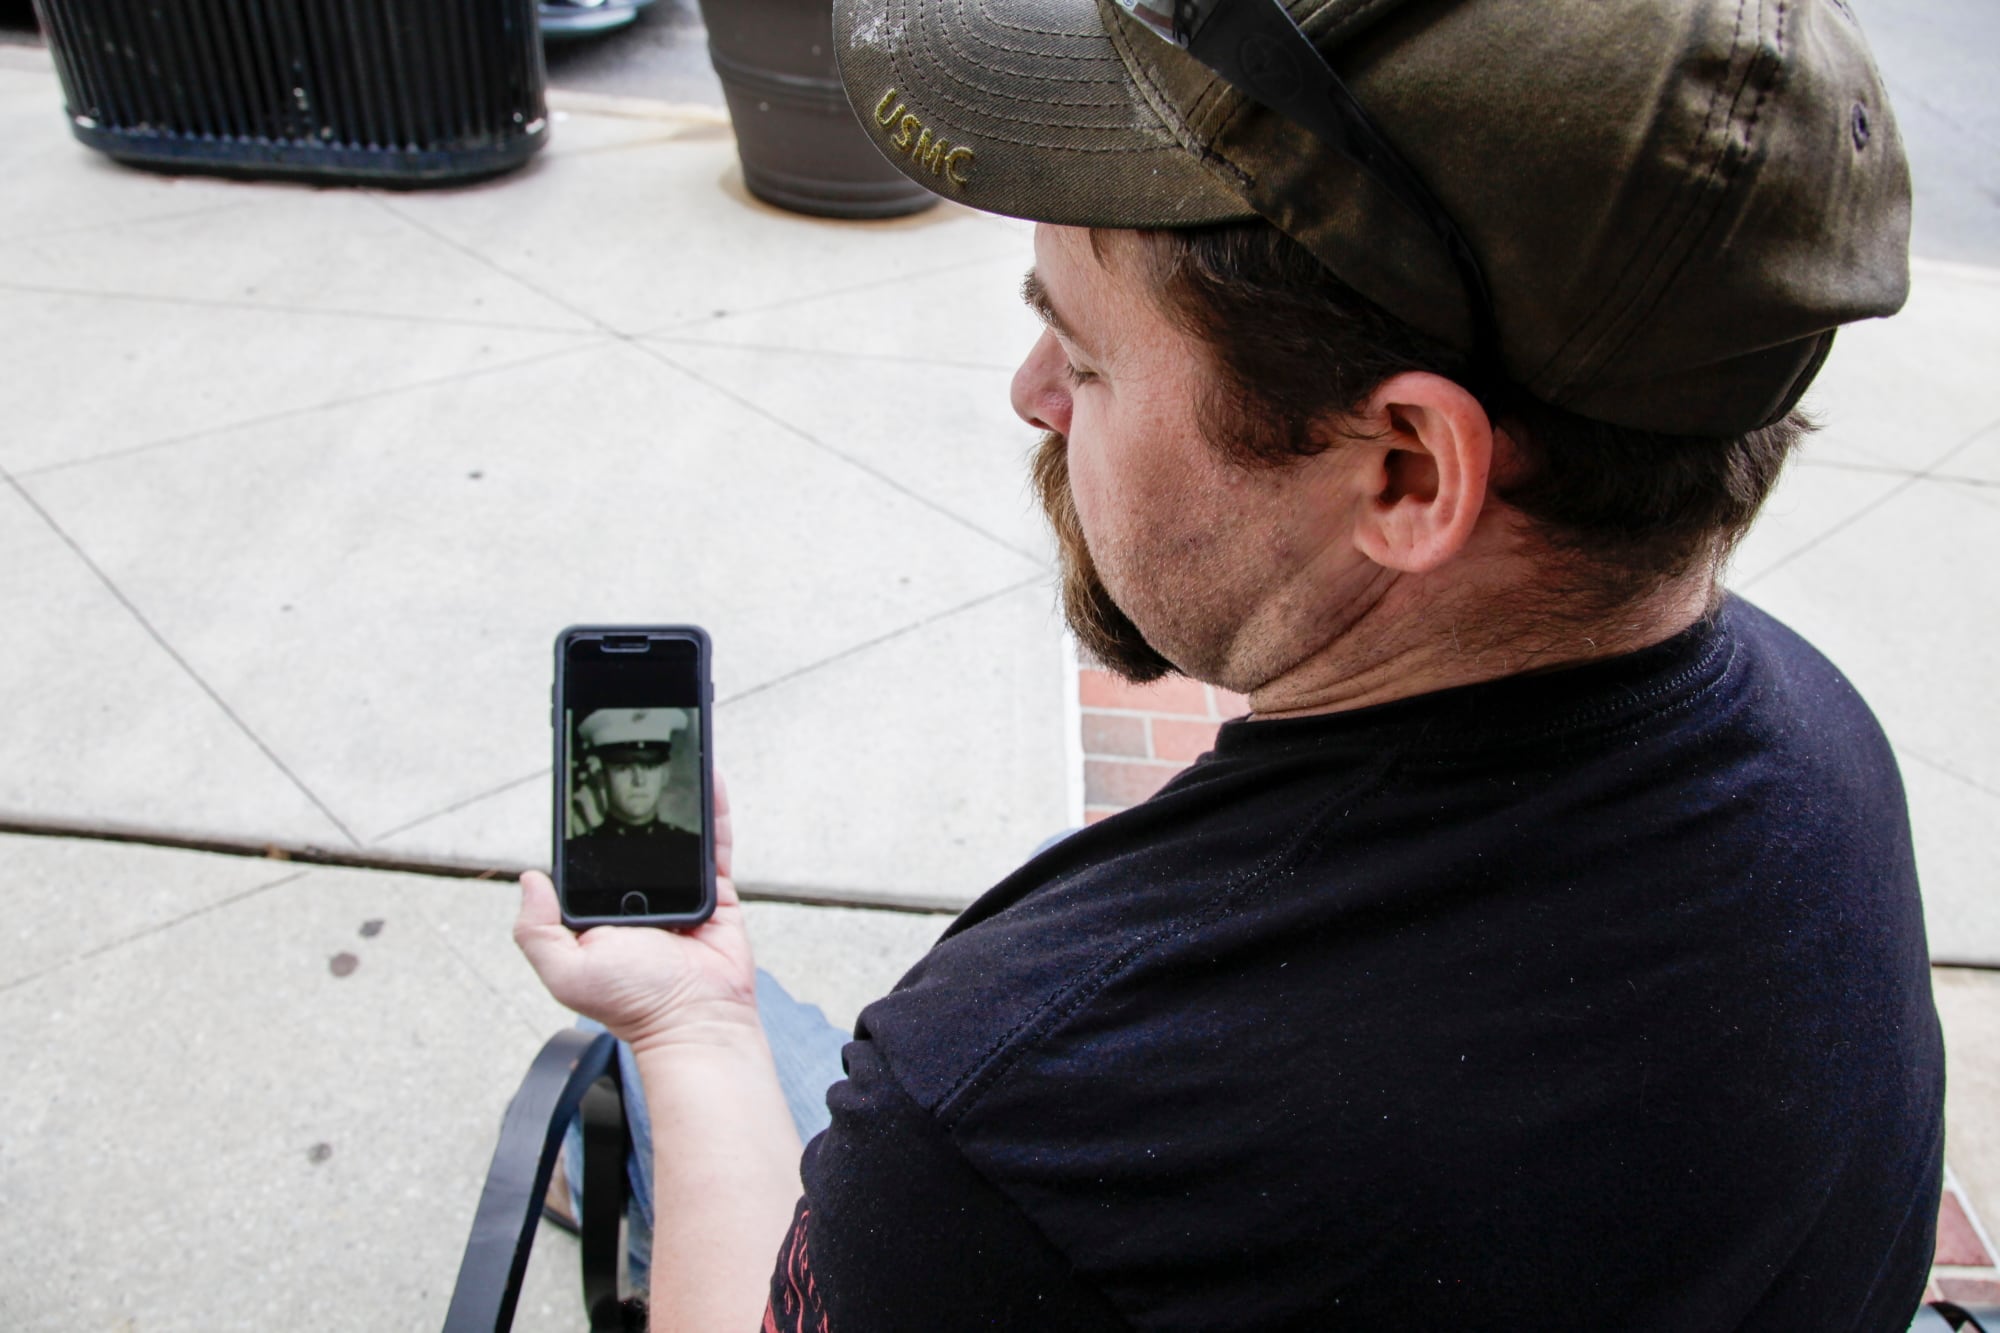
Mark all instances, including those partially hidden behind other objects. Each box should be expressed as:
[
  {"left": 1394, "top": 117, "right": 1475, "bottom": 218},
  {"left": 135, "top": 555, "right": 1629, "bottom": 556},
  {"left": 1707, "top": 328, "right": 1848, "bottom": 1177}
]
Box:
[{"left": 1063, "top": 362, "right": 1098, "bottom": 387}]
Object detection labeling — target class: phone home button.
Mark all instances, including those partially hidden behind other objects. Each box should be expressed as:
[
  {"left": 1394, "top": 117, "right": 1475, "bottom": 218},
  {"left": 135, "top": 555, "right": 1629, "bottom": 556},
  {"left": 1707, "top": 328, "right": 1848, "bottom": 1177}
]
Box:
[{"left": 619, "top": 892, "right": 650, "bottom": 916}]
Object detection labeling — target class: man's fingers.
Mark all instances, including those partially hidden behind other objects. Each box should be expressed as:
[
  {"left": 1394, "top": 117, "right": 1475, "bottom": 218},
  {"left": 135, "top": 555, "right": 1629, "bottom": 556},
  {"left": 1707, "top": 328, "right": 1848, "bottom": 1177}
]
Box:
[
  {"left": 514, "top": 871, "right": 578, "bottom": 979},
  {"left": 519, "top": 870, "right": 560, "bottom": 923},
  {"left": 713, "top": 770, "right": 734, "bottom": 881}
]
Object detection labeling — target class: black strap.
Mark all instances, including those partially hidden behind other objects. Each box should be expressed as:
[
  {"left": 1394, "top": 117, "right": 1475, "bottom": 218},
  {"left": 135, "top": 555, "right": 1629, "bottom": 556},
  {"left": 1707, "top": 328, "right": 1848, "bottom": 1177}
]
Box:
[
  {"left": 1931, "top": 1302, "right": 2000, "bottom": 1332},
  {"left": 579, "top": 1070, "right": 630, "bottom": 1331},
  {"left": 1180, "top": 0, "right": 1501, "bottom": 370},
  {"left": 443, "top": 1029, "right": 618, "bottom": 1332}
]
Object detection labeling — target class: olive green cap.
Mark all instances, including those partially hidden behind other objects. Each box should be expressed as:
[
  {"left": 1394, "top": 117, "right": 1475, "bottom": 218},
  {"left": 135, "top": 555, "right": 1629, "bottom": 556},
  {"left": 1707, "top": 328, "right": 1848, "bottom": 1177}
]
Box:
[{"left": 833, "top": 0, "right": 1910, "bottom": 435}]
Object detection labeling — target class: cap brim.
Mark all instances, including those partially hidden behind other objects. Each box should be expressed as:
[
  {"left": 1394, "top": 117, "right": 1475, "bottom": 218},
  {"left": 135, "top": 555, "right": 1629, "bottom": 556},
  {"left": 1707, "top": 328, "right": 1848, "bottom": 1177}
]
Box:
[
  {"left": 594, "top": 743, "right": 673, "bottom": 758},
  {"left": 834, "top": 0, "right": 1252, "bottom": 226}
]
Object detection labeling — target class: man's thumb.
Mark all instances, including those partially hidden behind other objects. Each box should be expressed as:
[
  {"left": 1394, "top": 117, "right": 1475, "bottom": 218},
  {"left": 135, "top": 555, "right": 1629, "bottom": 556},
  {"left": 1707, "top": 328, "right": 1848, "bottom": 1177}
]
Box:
[{"left": 513, "top": 871, "right": 574, "bottom": 972}]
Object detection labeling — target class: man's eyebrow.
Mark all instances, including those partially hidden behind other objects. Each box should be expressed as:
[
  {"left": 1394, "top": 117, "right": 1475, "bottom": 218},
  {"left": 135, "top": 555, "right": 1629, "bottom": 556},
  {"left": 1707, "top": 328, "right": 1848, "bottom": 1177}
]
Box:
[{"left": 1022, "top": 269, "right": 1090, "bottom": 351}]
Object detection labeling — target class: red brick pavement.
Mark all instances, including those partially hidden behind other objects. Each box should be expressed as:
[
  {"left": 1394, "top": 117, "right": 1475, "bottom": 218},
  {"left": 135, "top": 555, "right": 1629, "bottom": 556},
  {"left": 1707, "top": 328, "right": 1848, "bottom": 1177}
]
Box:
[
  {"left": 1928, "top": 1179, "right": 2000, "bottom": 1310},
  {"left": 1075, "top": 668, "right": 1247, "bottom": 824}
]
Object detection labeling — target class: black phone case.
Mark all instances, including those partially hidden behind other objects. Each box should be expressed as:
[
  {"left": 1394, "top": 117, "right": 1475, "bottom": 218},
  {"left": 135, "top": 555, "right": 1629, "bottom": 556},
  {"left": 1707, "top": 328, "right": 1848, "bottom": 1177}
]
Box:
[{"left": 552, "top": 624, "right": 717, "bottom": 929}]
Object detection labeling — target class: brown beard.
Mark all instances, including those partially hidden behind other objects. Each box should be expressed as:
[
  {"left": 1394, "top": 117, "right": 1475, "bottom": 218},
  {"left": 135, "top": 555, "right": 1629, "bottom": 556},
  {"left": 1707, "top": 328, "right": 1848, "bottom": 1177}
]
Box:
[{"left": 1030, "top": 430, "right": 1178, "bottom": 684}]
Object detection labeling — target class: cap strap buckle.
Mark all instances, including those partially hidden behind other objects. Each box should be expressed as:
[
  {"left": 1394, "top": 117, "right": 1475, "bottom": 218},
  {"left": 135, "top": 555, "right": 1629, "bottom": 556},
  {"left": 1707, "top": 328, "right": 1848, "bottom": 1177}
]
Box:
[{"left": 1113, "top": 0, "right": 1500, "bottom": 369}]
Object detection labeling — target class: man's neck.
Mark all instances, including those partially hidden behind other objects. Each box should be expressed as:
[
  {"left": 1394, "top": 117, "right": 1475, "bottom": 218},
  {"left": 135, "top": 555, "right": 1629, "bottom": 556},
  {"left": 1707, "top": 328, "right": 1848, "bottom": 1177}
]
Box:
[{"left": 1243, "top": 569, "right": 1715, "bottom": 721}]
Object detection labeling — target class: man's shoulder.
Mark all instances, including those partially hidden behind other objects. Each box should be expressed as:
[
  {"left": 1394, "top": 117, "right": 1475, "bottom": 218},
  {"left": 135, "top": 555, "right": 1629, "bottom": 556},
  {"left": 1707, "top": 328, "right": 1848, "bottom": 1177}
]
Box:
[
  {"left": 1725, "top": 595, "right": 1877, "bottom": 706},
  {"left": 1716, "top": 594, "right": 1902, "bottom": 781}
]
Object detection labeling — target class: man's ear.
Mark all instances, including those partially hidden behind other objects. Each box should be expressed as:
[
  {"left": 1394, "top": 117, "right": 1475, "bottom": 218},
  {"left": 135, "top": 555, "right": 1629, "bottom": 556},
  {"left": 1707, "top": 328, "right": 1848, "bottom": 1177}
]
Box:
[{"left": 1346, "top": 372, "right": 1494, "bottom": 575}]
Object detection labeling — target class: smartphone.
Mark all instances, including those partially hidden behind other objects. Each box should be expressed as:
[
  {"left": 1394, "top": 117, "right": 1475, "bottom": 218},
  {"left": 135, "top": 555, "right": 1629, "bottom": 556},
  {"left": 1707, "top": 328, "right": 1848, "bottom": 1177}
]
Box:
[{"left": 552, "top": 625, "right": 716, "bottom": 928}]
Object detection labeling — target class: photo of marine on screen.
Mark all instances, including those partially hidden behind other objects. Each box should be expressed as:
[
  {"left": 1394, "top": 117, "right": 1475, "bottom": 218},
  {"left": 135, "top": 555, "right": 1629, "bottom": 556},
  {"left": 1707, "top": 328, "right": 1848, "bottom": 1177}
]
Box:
[{"left": 564, "top": 706, "right": 703, "bottom": 898}]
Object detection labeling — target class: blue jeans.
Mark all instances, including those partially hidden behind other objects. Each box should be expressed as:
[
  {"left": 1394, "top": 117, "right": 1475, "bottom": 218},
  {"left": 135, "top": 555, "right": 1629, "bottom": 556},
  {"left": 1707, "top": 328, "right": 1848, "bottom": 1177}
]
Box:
[{"left": 563, "top": 969, "right": 850, "bottom": 1289}]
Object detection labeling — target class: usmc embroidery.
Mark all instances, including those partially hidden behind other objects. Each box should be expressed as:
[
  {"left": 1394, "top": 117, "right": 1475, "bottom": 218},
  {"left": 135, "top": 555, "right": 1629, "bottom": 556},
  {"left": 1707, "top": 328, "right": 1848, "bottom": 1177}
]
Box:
[{"left": 873, "top": 89, "right": 974, "bottom": 186}]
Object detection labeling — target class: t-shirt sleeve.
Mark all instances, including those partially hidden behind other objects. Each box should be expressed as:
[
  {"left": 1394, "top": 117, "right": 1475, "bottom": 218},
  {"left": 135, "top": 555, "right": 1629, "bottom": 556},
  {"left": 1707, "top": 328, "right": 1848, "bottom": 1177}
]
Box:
[{"left": 762, "top": 1037, "right": 1128, "bottom": 1333}]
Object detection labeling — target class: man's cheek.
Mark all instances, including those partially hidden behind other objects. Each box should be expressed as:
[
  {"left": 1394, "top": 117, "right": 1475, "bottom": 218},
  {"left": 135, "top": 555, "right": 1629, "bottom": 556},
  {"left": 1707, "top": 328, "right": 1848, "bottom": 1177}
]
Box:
[
  {"left": 1065, "top": 450, "right": 1113, "bottom": 545},
  {"left": 1071, "top": 455, "right": 1161, "bottom": 567}
]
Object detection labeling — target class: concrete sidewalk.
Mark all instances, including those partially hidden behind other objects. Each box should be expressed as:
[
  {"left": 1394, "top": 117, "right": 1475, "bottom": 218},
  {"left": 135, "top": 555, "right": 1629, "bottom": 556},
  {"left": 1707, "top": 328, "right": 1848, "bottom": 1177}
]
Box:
[
  {"left": 0, "top": 43, "right": 1064, "bottom": 914},
  {"left": 1, "top": 29, "right": 1997, "bottom": 1330},
  {"left": 0, "top": 830, "right": 948, "bottom": 1329}
]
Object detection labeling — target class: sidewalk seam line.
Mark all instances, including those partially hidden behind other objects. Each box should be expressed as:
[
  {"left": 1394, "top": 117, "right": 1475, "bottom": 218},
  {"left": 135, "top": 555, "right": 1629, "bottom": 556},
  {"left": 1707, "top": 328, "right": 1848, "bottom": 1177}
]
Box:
[
  {"left": 416, "top": 905, "right": 555, "bottom": 1042},
  {"left": 0, "top": 472, "right": 363, "bottom": 846},
  {"left": 0, "top": 279, "right": 600, "bottom": 335},
  {"left": 0, "top": 197, "right": 264, "bottom": 249},
  {"left": 718, "top": 575, "right": 1048, "bottom": 709},
  {"left": 1738, "top": 416, "right": 2000, "bottom": 588},
  {"left": 640, "top": 341, "right": 1050, "bottom": 565},
  {"left": 1814, "top": 465, "right": 2000, "bottom": 489},
  {"left": 376, "top": 577, "right": 1050, "bottom": 841},
  {"left": 14, "top": 338, "right": 612, "bottom": 480},
  {"left": 370, "top": 767, "right": 550, "bottom": 845},
  {"left": 632, "top": 247, "right": 1028, "bottom": 340},
  {"left": 0, "top": 819, "right": 966, "bottom": 914},
  {"left": 364, "top": 194, "right": 1045, "bottom": 567},
  {"left": 0, "top": 868, "right": 309, "bottom": 999},
  {"left": 363, "top": 191, "right": 620, "bottom": 336},
  {"left": 636, "top": 332, "right": 1015, "bottom": 374},
  {"left": 1896, "top": 746, "right": 2000, "bottom": 801}
]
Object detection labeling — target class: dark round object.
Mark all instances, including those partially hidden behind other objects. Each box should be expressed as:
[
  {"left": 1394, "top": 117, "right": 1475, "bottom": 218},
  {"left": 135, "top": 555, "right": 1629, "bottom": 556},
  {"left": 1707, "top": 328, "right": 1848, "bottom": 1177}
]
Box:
[
  {"left": 700, "top": 0, "right": 934, "bottom": 218},
  {"left": 34, "top": 0, "right": 547, "bottom": 185}
]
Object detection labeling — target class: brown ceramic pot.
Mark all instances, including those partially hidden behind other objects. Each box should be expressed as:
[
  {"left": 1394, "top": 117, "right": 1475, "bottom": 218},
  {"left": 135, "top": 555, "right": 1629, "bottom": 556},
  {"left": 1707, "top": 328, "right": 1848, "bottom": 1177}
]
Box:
[{"left": 699, "top": 0, "right": 936, "bottom": 218}]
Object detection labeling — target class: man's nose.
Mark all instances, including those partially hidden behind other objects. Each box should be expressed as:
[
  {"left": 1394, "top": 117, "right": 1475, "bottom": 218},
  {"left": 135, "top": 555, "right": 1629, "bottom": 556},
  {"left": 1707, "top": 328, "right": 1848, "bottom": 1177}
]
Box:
[{"left": 1010, "top": 331, "right": 1073, "bottom": 437}]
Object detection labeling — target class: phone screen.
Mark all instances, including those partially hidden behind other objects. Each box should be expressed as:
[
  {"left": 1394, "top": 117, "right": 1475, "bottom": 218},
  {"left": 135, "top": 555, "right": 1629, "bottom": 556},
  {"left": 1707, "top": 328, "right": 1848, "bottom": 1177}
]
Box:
[{"left": 555, "top": 628, "right": 713, "bottom": 924}]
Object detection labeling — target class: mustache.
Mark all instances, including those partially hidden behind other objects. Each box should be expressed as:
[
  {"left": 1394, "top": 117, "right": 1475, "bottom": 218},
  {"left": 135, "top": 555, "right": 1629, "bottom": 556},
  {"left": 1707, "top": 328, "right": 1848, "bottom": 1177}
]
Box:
[{"left": 1031, "top": 431, "right": 1175, "bottom": 684}]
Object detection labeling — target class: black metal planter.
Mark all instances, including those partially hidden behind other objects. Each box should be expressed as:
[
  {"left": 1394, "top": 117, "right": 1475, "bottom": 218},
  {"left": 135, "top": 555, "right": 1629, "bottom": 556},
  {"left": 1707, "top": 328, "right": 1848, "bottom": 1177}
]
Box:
[{"left": 33, "top": 0, "right": 549, "bottom": 185}]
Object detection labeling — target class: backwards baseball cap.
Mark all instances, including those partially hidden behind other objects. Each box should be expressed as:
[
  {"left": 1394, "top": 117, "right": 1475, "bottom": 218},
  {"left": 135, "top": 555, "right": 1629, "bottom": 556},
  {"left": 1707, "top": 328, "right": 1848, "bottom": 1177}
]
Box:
[{"left": 833, "top": 0, "right": 1910, "bottom": 435}]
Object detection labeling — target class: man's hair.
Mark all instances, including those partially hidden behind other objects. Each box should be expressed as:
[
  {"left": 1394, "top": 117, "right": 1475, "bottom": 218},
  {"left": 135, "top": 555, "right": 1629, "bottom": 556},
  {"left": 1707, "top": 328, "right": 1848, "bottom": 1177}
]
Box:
[{"left": 1112, "top": 223, "right": 1807, "bottom": 614}]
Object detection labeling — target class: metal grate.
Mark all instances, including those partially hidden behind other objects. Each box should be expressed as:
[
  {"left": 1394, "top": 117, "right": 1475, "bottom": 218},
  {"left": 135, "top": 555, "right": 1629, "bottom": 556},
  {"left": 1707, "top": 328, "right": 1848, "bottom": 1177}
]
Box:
[{"left": 34, "top": 0, "right": 548, "bottom": 183}]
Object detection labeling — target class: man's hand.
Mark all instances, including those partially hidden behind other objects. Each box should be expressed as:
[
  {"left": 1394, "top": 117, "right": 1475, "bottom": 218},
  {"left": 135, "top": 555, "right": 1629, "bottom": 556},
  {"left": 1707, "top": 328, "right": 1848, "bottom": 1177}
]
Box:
[
  {"left": 517, "top": 775, "right": 805, "bottom": 1331},
  {"left": 514, "top": 774, "right": 761, "bottom": 1055}
]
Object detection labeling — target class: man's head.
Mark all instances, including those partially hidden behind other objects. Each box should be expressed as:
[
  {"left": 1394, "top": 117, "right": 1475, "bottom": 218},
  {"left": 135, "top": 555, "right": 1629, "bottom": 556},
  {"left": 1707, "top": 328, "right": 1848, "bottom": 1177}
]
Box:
[
  {"left": 602, "top": 750, "right": 669, "bottom": 826},
  {"left": 836, "top": 0, "right": 1910, "bottom": 697},
  {"left": 577, "top": 709, "right": 686, "bottom": 827},
  {"left": 1018, "top": 222, "right": 1810, "bottom": 686},
  {"left": 1014, "top": 222, "right": 1507, "bottom": 694}
]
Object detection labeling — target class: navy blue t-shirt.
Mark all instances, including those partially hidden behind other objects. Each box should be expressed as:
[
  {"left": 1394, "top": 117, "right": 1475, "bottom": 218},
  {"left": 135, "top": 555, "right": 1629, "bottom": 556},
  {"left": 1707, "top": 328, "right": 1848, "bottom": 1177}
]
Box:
[{"left": 766, "top": 598, "right": 1944, "bottom": 1331}]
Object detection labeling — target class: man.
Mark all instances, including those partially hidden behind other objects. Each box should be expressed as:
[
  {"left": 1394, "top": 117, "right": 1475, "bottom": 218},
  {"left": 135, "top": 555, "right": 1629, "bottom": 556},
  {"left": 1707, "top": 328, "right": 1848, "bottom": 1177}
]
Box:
[
  {"left": 516, "top": 0, "right": 1944, "bottom": 1327},
  {"left": 572, "top": 708, "right": 692, "bottom": 841},
  {"left": 567, "top": 708, "right": 703, "bottom": 901}
]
